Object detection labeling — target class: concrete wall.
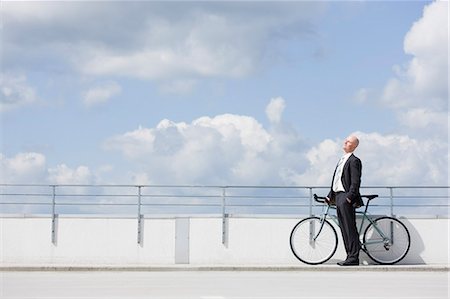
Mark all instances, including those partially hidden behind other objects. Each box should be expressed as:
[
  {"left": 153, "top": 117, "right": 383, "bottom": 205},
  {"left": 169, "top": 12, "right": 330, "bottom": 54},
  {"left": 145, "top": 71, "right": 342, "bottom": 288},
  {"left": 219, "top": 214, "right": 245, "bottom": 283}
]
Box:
[{"left": 0, "top": 216, "right": 448, "bottom": 266}]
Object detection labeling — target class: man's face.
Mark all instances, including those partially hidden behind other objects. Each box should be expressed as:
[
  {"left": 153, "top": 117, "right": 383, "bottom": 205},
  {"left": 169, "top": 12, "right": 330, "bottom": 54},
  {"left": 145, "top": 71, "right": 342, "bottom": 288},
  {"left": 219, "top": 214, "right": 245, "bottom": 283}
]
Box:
[{"left": 343, "top": 136, "right": 357, "bottom": 153}]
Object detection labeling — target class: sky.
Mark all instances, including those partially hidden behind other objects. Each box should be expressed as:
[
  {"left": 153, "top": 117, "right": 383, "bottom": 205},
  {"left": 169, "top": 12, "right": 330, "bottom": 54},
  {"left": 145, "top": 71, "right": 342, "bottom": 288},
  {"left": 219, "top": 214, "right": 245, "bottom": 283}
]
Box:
[{"left": 0, "top": 0, "right": 448, "bottom": 188}]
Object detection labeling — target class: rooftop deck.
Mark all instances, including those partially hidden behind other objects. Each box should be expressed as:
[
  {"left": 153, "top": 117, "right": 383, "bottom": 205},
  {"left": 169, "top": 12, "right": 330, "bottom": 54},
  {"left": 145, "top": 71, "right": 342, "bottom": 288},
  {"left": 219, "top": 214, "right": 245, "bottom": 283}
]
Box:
[{"left": 2, "top": 269, "right": 448, "bottom": 299}]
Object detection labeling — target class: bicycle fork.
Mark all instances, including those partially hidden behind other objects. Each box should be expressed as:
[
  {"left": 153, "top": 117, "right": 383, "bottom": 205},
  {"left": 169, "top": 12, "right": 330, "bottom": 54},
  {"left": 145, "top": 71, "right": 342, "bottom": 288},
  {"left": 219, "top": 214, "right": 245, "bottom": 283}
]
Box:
[{"left": 309, "top": 206, "right": 330, "bottom": 243}]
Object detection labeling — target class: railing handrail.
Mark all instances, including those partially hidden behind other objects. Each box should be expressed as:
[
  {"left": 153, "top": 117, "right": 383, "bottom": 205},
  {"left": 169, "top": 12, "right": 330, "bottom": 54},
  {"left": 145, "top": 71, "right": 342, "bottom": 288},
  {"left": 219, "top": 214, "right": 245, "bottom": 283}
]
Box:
[{"left": 1, "top": 183, "right": 449, "bottom": 188}]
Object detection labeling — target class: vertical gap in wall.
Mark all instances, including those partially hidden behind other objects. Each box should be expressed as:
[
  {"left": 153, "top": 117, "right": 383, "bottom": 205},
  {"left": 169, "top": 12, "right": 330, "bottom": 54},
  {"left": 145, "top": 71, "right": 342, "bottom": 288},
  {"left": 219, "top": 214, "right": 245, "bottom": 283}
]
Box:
[{"left": 175, "top": 218, "right": 190, "bottom": 264}]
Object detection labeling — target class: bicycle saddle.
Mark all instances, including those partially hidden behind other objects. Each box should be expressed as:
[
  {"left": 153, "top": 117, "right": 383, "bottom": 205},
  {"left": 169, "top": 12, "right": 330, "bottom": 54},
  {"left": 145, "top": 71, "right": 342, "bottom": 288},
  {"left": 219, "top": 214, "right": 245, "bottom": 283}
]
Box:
[{"left": 362, "top": 194, "right": 378, "bottom": 200}]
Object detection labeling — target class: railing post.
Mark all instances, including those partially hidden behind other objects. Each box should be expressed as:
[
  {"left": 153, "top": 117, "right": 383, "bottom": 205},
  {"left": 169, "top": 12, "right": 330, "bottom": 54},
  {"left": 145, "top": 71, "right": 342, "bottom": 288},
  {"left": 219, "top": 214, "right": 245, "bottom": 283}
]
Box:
[
  {"left": 388, "top": 187, "right": 395, "bottom": 244},
  {"left": 51, "top": 185, "right": 57, "bottom": 245},
  {"left": 137, "top": 186, "right": 143, "bottom": 245},
  {"left": 221, "top": 187, "right": 228, "bottom": 246},
  {"left": 309, "top": 188, "right": 313, "bottom": 217},
  {"left": 389, "top": 187, "right": 394, "bottom": 217}
]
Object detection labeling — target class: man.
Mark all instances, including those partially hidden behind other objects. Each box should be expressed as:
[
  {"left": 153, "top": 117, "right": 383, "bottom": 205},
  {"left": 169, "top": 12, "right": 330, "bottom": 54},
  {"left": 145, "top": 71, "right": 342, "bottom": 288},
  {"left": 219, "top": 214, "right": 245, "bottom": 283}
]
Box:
[{"left": 327, "top": 135, "right": 364, "bottom": 266}]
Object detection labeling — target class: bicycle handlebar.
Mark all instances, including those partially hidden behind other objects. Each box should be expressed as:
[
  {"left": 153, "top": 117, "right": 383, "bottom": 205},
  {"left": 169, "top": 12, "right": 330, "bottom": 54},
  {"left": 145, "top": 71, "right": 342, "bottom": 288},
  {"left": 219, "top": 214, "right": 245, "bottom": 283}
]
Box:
[{"left": 313, "top": 194, "right": 327, "bottom": 203}]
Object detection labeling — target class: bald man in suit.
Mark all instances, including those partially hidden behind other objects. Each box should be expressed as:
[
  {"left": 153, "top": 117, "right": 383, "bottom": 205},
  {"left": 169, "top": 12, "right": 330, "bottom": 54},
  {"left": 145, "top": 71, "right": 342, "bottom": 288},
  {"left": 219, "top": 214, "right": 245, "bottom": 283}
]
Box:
[{"left": 327, "top": 135, "right": 364, "bottom": 266}]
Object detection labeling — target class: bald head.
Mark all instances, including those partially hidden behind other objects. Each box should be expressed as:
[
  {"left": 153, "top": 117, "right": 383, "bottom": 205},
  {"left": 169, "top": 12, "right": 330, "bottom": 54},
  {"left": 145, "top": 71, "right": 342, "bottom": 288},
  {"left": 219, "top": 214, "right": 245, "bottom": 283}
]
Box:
[{"left": 343, "top": 135, "right": 359, "bottom": 153}]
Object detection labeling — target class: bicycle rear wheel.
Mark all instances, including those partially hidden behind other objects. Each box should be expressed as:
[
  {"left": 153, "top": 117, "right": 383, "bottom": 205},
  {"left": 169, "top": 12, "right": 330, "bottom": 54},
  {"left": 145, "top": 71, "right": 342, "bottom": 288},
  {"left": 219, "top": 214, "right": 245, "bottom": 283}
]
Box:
[
  {"left": 363, "top": 216, "right": 410, "bottom": 265},
  {"left": 290, "top": 217, "right": 338, "bottom": 265}
]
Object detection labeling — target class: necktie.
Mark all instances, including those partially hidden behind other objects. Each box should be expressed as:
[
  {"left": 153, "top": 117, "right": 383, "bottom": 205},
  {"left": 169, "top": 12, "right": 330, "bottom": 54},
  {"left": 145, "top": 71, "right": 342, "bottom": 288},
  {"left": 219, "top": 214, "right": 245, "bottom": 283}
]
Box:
[{"left": 333, "top": 156, "right": 345, "bottom": 189}]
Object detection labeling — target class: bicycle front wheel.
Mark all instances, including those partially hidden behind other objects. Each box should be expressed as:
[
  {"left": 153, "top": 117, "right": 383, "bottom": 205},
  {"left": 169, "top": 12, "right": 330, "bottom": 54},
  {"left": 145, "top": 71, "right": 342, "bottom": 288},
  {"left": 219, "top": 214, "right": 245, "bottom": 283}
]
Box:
[
  {"left": 290, "top": 217, "right": 338, "bottom": 265},
  {"left": 363, "top": 216, "right": 410, "bottom": 265}
]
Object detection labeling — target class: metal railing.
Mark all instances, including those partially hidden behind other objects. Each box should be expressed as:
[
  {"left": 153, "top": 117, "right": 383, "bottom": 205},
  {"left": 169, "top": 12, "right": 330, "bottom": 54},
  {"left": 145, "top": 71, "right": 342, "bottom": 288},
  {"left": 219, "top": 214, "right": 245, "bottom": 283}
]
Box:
[{"left": 1, "top": 184, "right": 448, "bottom": 244}]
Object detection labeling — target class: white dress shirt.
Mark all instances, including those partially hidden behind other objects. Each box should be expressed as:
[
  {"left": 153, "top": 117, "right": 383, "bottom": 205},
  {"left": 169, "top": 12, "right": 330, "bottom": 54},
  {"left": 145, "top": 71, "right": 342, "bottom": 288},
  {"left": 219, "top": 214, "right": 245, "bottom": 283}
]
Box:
[{"left": 332, "top": 152, "right": 352, "bottom": 192}]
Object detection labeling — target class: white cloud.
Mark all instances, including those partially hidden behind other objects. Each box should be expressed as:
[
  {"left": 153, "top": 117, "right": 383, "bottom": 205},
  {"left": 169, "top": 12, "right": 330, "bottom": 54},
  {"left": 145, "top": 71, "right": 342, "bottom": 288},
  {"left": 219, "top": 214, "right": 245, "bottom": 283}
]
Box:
[
  {"left": 2, "top": 2, "right": 324, "bottom": 87},
  {"left": 353, "top": 88, "right": 371, "bottom": 104},
  {"left": 0, "top": 73, "right": 37, "bottom": 112},
  {"left": 291, "top": 132, "right": 447, "bottom": 187},
  {"left": 403, "top": 1, "right": 447, "bottom": 98},
  {"left": 104, "top": 100, "right": 307, "bottom": 185},
  {"left": 265, "top": 97, "right": 286, "bottom": 124},
  {"left": 0, "top": 152, "right": 96, "bottom": 186},
  {"left": 130, "top": 172, "right": 152, "bottom": 186},
  {"left": 105, "top": 101, "right": 448, "bottom": 187},
  {"left": 0, "top": 152, "right": 46, "bottom": 183},
  {"left": 104, "top": 126, "right": 156, "bottom": 160},
  {"left": 75, "top": 13, "right": 262, "bottom": 81},
  {"left": 398, "top": 108, "right": 448, "bottom": 129},
  {"left": 193, "top": 114, "right": 272, "bottom": 153},
  {"left": 83, "top": 82, "right": 121, "bottom": 108},
  {"left": 356, "top": 132, "right": 447, "bottom": 186},
  {"left": 380, "top": 1, "right": 448, "bottom": 133},
  {"left": 102, "top": 96, "right": 447, "bottom": 187},
  {"left": 282, "top": 138, "right": 340, "bottom": 186},
  {"left": 48, "top": 164, "right": 93, "bottom": 185}
]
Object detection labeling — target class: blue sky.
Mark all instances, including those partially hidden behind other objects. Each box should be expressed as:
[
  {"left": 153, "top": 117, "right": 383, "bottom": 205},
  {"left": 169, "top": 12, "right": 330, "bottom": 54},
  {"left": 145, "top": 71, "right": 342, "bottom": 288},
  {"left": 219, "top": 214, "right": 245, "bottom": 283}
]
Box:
[{"left": 1, "top": 1, "right": 448, "bottom": 187}]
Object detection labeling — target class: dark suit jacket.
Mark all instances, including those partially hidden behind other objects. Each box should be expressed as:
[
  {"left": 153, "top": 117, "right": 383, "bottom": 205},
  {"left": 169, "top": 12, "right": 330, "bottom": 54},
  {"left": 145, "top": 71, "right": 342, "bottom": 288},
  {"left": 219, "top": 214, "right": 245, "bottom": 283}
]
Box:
[{"left": 327, "top": 153, "right": 364, "bottom": 208}]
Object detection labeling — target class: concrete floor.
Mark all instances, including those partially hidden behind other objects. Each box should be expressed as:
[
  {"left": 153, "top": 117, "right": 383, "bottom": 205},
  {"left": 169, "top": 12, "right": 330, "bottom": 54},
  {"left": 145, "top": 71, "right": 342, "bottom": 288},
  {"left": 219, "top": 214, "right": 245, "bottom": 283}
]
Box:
[{"left": 1, "top": 270, "right": 448, "bottom": 299}]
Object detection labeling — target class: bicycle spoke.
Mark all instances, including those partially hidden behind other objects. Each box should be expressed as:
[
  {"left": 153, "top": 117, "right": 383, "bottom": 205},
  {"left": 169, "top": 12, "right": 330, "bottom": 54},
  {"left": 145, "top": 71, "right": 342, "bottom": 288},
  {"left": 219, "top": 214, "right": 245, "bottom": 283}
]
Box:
[
  {"left": 363, "top": 217, "right": 410, "bottom": 264},
  {"left": 290, "top": 217, "right": 338, "bottom": 265}
]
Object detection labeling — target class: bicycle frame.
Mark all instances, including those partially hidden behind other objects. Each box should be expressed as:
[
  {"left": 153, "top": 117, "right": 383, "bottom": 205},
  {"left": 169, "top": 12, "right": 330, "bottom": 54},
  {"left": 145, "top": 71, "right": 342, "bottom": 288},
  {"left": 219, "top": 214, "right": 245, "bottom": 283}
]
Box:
[{"left": 313, "top": 201, "right": 391, "bottom": 247}]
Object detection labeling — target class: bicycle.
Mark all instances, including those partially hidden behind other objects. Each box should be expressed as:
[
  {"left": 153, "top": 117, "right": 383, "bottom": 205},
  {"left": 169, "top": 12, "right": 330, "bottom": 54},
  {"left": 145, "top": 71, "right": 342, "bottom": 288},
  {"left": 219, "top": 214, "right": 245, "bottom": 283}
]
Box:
[{"left": 289, "top": 194, "right": 411, "bottom": 265}]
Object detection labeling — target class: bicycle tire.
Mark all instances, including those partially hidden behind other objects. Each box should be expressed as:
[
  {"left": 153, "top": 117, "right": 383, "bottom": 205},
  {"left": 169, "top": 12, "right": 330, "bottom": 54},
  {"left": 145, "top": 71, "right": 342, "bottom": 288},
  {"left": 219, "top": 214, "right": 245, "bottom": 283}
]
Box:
[
  {"left": 290, "top": 216, "right": 338, "bottom": 265},
  {"left": 363, "top": 216, "right": 410, "bottom": 265}
]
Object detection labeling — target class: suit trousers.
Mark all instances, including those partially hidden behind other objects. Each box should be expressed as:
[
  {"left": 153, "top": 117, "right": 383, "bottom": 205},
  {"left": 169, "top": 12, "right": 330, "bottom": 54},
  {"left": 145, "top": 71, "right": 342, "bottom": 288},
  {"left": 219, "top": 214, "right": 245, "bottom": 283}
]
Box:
[{"left": 335, "top": 192, "right": 360, "bottom": 260}]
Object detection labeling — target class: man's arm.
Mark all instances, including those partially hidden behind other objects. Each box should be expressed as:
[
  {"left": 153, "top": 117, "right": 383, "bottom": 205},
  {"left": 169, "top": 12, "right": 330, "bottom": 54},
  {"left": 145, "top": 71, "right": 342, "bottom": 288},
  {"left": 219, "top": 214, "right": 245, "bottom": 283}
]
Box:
[{"left": 347, "top": 157, "right": 362, "bottom": 203}]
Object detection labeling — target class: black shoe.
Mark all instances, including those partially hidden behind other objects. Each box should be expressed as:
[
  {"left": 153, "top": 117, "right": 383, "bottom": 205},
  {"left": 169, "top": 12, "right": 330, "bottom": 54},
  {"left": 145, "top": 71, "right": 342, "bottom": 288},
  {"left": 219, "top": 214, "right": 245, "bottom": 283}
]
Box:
[{"left": 337, "top": 259, "right": 359, "bottom": 266}]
